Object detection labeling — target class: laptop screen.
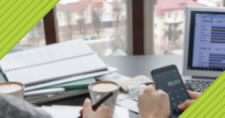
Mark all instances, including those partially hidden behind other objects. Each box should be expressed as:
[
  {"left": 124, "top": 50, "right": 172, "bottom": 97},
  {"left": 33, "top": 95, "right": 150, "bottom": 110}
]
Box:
[{"left": 188, "top": 11, "right": 225, "bottom": 71}]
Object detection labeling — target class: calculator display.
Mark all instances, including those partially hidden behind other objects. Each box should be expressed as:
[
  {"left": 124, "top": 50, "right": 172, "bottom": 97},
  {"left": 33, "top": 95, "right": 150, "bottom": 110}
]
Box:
[{"left": 151, "top": 65, "right": 190, "bottom": 117}]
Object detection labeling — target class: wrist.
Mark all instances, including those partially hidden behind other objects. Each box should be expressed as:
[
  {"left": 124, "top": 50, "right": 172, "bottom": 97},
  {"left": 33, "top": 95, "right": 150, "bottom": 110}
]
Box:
[
  {"left": 139, "top": 112, "right": 169, "bottom": 118},
  {"left": 150, "top": 112, "right": 170, "bottom": 118}
]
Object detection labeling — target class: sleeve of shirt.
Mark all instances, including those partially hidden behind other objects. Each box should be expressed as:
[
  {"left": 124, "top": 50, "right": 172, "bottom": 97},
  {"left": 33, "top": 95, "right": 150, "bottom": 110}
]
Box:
[{"left": 0, "top": 94, "right": 52, "bottom": 118}]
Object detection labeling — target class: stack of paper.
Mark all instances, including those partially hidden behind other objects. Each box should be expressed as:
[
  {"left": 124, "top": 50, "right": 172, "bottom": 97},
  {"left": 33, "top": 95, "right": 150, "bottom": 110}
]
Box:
[
  {"left": 0, "top": 39, "right": 110, "bottom": 85},
  {"left": 0, "top": 39, "right": 116, "bottom": 104},
  {"left": 41, "top": 105, "right": 129, "bottom": 118}
]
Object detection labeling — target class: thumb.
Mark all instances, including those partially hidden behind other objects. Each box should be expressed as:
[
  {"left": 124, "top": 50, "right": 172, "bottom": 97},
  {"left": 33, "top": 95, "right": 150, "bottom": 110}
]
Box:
[
  {"left": 177, "top": 100, "right": 194, "bottom": 111},
  {"left": 188, "top": 91, "right": 201, "bottom": 99}
]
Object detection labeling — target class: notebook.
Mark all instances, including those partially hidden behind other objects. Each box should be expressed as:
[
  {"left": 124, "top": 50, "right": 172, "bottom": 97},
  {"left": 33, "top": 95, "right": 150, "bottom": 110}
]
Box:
[
  {"left": 180, "top": 71, "right": 225, "bottom": 118},
  {"left": 0, "top": 39, "right": 108, "bottom": 85},
  {"left": 26, "top": 89, "right": 89, "bottom": 104},
  {"left": 40, "top": 78, "right": 95, "bottom": 90}
]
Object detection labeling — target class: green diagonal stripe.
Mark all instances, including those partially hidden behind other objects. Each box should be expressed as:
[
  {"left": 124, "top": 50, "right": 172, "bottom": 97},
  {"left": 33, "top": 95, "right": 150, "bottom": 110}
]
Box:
[
  {"left": 0, "top": 0, "right": 59, "bottom": 60},
  {"left": 179, "top": 71, "right": 225, "bottom": 118}
]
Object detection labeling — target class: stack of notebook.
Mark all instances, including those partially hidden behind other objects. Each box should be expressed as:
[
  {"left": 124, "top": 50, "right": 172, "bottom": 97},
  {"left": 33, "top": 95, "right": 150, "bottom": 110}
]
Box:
[
  {"left": 25, "top": 78, "right": 95, "bottom": 104},
  {"left": 0, "top": 39, "right": 115, "bottom": 104}
]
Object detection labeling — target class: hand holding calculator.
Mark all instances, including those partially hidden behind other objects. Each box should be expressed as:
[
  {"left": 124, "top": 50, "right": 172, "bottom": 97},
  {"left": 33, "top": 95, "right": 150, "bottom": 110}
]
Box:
[{"left": 151, "top": 65, "right": 190, "bottom": 118}]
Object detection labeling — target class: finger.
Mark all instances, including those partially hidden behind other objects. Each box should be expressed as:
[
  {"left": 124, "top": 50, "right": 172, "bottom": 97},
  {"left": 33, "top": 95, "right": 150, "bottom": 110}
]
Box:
[
  {"left": 150, "top": 84, "right": 156, "bottom": 89},
  {"left": 177, "top": 100, "right": 194, "bottom": 111},
  {"left": 187, "top": 91, "right": 201, "bottom": 99},
  {"left": 157, "top": 89, "right": 169, "bottom": 98},
  {"left": 83, "top": 98, "right": 92, "bottom": 110},
  {"left": 143, "top": 85, "right": 156, "bottom": 94}
]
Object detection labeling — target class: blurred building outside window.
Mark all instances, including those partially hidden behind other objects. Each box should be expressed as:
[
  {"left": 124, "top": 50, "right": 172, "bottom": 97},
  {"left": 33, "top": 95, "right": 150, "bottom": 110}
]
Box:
[
  {"left": 56, "top": 0, "right": 128, "bottom": 56},
  {"left": 16, "top": 20, "right": 46, "bottom": 48},
  {"left": 154, "top": 0, "right": 224, "bottom": 55}
]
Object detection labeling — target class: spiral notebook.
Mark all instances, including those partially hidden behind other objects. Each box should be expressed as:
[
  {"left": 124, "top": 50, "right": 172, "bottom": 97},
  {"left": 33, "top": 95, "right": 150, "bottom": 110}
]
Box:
[{"left": 0, "top": 39, "right": 108, "bottom": 86}]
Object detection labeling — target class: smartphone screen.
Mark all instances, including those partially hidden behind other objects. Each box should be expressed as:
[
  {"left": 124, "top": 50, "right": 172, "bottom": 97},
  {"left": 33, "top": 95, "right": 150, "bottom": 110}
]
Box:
[{"left": 151, "top": 65, "right": 190, "bottom": 117}]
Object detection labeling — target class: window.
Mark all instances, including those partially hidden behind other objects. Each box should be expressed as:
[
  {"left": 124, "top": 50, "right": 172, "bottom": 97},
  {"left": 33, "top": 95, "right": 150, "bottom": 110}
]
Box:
[
  {"left": 154, "top": 0, "right": 224, "bottom": 55},
  {"left": 168, "top": 12, "right": 172, "bottom": 18},
  {"left": 16, "top": 20, "right": 46, "bottom": 48},
  {"left": 56, "top": 0, "right": 128, "bottom": 56}
]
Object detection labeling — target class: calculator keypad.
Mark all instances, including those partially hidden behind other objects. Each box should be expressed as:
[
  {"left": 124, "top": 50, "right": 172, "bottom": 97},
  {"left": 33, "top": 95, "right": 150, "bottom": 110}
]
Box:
[{"left": 167, "top": 87, "right": 187, "bottom": 117}]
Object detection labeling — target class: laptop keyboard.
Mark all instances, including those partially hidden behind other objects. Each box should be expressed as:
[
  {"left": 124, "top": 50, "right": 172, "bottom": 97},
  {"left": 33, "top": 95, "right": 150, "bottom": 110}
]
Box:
[{"left": 185, "top": 79, "right": 214, "bottom": 93}]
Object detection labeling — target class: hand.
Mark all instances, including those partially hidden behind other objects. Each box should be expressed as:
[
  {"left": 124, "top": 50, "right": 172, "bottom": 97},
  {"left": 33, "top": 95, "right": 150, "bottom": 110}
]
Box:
[
  {"left": 138, "top": 85, "right": 170, "bottom": 118},
  {"left": 177, "top": 91, "right": 201, "bottom": 111},
  {"left": 82, "top": 98, "right": 113, "bottom": 118}
]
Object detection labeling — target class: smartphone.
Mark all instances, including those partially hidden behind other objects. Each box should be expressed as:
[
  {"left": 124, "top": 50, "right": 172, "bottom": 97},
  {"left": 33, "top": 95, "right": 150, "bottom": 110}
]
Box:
[{"left": 151, "top": 65, "right": 190, "bottom": 117}]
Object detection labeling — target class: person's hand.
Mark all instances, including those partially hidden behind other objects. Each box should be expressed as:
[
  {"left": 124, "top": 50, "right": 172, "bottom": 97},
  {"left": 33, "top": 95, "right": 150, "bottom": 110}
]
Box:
[
  {"left": 138, "top": 85, "right": 170, "bottom": 118},
  {"left": 177, "top": 91, "right": 201, "bottom": 111},
  {"left": 82, "top": 98, "right": 113, "bottom": 118}
]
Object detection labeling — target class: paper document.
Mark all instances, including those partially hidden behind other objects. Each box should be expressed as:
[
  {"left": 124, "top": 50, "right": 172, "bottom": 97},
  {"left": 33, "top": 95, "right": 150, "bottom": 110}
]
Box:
[
  {"left": 116, "top": 85, "right": 147, "bottom": 113},
  {"left": 41, "top": 105, "right": 129, "bottom": 118},
  {"left": 117, "top": 97, "right": 139, "bottom": 113},
  {"left": 97, "top": 73, "right": 152, "bottom": 92},
  {"left": 41, "top": 105, "right": 82, "bottom": 118}
]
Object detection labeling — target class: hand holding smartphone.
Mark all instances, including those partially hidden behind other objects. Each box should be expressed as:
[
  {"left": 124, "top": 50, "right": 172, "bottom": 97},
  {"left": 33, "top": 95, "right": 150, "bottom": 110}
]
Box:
[{"left": 151, "top": 65, "right": 190, "bottom": 117}]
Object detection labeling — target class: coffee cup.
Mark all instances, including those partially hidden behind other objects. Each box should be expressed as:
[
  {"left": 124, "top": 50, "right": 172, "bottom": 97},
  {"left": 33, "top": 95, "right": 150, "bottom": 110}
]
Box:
[
  {"left": 88, "top": 81, "right": 119, "bottom": 114},
  {"left": 0, "top": 82, "right": 24, "bottom": 99}
]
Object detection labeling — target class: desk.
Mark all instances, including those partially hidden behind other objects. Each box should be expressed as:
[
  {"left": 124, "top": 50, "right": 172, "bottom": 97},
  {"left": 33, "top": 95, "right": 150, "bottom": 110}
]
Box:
[
  {"left": 102, "top": 55, "right": 183, "bottom": 77},
  {"left": 43, "top": 55, "right": 183, "bottom": 118}
]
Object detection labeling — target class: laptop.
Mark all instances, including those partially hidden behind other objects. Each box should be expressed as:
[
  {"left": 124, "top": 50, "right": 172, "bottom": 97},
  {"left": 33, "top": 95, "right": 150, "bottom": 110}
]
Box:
[{"left": 183, "top": 6, "right": 225, "bottom": 92}]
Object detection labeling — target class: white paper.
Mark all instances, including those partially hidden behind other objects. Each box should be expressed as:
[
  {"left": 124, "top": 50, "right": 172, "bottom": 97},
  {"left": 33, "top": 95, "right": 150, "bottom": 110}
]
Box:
[
  {"left": 128, "top": 85, "right": 147, "bottom": 101},
  {"left": 117, "top": 93, "right": 139, "bottom": 113},
  {"left": 114, "top": 106, "right": 129, "bottom": 118},
  {"left": 117, "top": 98, "right": 139, "bottom": 113},
  {"left": 41, "top": 105, "right": 129, "bottom": 118},
  {"left": 41, "top": 105, "right": 82, "bottom": 118}
]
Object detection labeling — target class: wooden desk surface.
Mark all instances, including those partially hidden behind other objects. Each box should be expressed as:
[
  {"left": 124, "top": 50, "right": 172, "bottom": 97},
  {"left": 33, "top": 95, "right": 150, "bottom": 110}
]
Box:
[{"left": 42, "top": 55, "right": 183, "bottom": 118}]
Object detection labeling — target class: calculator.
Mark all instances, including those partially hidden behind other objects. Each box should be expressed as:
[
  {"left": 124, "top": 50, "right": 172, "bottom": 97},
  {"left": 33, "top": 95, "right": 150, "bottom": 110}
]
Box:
[{"left": 151, "top": 65, "right": 190, "bottom": 118}]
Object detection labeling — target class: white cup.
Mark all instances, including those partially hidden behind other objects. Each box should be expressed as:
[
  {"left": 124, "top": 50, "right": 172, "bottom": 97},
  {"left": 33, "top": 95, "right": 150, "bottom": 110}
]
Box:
[
  {"left": 88, "top": 81, "right": 119, "bottom": 114},
  {"left": 0, "top": 82, "right": 24, "bottom": 99}
]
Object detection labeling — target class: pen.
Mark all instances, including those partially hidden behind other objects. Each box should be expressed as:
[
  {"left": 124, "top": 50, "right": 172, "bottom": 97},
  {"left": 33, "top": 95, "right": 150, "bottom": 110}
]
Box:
[{"left": 78, "top": 91, "right": 114, "bottom": 118}]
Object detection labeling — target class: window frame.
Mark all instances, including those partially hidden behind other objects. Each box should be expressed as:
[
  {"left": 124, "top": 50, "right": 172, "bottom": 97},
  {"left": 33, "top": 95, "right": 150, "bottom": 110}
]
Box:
[
  {"left": 41, "top": 0, "right": 225, "bottom": 55},
  {"left": 44, "top": 8, "right": 59, "bottom": 45}
]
